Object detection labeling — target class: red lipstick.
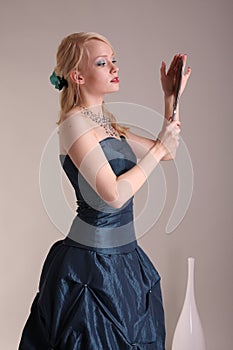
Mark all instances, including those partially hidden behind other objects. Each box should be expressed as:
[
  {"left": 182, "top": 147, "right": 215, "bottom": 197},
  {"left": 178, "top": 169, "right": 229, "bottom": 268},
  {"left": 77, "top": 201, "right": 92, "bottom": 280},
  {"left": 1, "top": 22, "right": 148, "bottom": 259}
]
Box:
[{"left": 111, "top": 77, "right": 119, "bottom": 83}]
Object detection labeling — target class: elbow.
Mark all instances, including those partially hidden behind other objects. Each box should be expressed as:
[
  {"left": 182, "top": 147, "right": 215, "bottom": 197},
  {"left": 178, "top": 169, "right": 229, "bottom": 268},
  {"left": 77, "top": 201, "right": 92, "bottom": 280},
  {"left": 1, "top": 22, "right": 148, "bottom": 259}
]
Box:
[
  {"left": 106, "top": 179, "right": 133, "bottom": 209},
  {"left": 105, "top": 193, "right": 127, "bottom": 209},
  {"left": 97, "top": 178, "right": 133, "bottom": 209},
  {"left": 97, "top": 187, "right": 125, "bottom": 209},
  {"left": 107, "top": 199, "right": 126, "bottom": 210}
]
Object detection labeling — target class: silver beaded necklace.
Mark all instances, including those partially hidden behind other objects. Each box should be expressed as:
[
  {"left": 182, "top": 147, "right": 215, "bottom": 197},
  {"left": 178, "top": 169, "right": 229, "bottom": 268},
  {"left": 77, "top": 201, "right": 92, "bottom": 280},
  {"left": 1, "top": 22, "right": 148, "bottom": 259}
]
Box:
[{"left": 81, "top": 107, "right": 119, "bottom": 137}]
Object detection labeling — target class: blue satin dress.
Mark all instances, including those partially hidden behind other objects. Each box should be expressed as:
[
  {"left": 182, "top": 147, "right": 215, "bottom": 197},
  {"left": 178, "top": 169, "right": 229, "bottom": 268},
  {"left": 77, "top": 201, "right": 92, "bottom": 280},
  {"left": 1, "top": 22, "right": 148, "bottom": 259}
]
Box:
[{"left": 19, "top": 136, "right": 165, "bottom": 349}]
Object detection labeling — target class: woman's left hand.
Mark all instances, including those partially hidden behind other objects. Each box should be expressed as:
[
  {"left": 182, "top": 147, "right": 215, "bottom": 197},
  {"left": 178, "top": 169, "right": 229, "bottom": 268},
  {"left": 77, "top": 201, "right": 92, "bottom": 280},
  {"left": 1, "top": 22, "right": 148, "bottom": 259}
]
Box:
[{"left": 160, "top": 54, "right": 191, "bottom": 99}]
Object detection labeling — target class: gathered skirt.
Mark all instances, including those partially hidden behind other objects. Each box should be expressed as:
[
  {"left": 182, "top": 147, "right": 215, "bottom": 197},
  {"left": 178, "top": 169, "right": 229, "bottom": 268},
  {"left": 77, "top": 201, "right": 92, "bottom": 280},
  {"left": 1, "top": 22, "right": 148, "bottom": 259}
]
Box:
[{"left": 19, "top": 238, "right": 165, "bottom": 350}]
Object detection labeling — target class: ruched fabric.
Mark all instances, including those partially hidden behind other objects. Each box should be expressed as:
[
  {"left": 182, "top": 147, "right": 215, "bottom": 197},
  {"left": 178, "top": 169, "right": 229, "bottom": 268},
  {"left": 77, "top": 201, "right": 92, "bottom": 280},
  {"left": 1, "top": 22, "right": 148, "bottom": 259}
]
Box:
[{"left": 19, "top": 136, "right": 165, "bottom": 349}]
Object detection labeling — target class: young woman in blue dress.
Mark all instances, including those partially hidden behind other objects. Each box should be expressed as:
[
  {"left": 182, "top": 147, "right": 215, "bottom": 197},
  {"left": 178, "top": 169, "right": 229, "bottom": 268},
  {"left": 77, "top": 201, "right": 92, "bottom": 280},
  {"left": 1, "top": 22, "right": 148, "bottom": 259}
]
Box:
[{"left": 19, "top": 32, "right": 191, "bottom": 349}]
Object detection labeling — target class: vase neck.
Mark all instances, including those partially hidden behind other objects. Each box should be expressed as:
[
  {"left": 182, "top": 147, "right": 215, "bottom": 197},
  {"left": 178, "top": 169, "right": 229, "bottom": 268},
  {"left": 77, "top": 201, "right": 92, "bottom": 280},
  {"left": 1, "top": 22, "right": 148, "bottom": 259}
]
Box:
[{"left": 186, "top": 257, "right": 195, "bottom": 298}]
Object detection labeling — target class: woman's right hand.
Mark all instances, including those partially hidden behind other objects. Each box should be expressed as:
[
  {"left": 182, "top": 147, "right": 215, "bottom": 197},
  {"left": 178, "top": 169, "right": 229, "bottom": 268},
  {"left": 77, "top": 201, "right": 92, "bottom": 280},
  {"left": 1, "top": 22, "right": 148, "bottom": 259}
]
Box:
[{"left": 157, "top": 119, "right": 181, "bottom": 159}]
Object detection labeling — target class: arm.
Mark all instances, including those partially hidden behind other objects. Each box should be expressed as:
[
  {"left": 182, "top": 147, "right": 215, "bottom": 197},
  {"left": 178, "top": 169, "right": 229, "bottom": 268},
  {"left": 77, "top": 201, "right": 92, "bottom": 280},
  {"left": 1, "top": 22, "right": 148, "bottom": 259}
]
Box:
[
  {"left": 59, "top": 113, "right": 179, "bottom": 209},
  {"left": 161, "top": 96, "right": 180, "bottom": 160},
  {"left": 124, "top": 97, "right": 180, "bottom": 161}
]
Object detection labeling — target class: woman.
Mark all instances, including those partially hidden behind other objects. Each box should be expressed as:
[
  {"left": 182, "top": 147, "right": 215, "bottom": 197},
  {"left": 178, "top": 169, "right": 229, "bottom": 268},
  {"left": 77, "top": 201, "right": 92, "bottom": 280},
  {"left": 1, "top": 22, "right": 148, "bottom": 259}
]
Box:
[{"left": 19, "top": 32, "right": 191, "bottom": 349}]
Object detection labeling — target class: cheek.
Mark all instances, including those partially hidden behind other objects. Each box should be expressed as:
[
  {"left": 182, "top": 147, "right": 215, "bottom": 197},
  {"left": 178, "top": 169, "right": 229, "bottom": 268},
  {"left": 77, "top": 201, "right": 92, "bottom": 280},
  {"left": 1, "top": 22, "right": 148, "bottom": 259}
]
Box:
[
  {"left": 89, "top": 69, "right": 108, "bottom": 83},
  {"left": 95, "top": 71, "right": 108, "bottom": 83}
]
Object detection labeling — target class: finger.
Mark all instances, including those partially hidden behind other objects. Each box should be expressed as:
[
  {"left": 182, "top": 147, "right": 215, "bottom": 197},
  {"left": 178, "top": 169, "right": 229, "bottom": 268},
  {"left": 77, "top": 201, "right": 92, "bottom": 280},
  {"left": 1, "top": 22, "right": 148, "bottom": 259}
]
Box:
[
  {"left": 173, "top": 54, "right": 182, "bottom": 72},
  {"left": 182, "top": 54, "right": 192, "bottom": 80},
  {"left": 171, "top": 120, "right": 179, "bottom": 126},
  {"left": 167, "top": 63, "right": 177, "bottom": 76},
  {"left": 184, "top": 66, "right": 192, "bottom": 78},
  {"left": 182, "top": 54, "right": 187, "bottom": 71},
  {"left": 169, "top": 54, "right": 179, "bottom": 72},
  {"left": 160, "top": 61, "right": 167, "bottom": 78},
  {"left": 171, "top": 121, "right": 181, "bottom": 133},
  {"left": 167, "top": 116, "right": 175, "bottom": 124}
]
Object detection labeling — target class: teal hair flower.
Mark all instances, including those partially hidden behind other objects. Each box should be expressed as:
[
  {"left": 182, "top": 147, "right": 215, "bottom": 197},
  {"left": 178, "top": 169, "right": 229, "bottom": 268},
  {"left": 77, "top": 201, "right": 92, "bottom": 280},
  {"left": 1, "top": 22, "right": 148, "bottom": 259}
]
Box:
[{"left": 50, "top": 71, "right": 68, "bottom": 91}]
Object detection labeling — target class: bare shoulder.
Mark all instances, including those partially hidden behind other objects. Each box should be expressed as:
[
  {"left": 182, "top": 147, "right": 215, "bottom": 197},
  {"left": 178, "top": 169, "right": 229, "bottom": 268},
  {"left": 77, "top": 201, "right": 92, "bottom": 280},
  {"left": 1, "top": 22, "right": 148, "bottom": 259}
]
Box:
[{"left": 58, "top": 108, "right": 99, "bottom": 153}]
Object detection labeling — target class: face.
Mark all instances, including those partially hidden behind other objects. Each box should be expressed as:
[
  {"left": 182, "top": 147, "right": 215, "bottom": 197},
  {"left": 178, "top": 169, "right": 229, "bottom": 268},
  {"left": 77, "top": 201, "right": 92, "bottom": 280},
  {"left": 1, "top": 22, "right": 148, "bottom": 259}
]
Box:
[{"left": 78, "top": 39, "right": 119, "bottom": 100}]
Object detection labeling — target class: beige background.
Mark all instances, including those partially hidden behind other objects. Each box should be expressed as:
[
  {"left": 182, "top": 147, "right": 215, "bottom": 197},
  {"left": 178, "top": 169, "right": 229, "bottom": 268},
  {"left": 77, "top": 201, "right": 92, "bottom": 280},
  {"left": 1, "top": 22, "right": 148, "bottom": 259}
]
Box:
[{"left": 1, "top": 0, "right": 233, "bottom": 349}]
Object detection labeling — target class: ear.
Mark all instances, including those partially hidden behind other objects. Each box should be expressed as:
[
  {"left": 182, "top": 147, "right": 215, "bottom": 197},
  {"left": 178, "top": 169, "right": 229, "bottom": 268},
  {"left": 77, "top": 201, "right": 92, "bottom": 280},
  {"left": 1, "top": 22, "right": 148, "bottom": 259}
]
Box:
[{"left": 70, "top": 70, "right": 85, "bottom": 84}]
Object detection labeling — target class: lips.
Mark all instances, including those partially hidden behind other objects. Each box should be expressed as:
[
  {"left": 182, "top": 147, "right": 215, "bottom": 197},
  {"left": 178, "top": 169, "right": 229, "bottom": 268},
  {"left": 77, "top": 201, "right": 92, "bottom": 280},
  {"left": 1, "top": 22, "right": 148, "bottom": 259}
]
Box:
[{"left": 110, "top": 77, "right": 119, "bottom": 83}]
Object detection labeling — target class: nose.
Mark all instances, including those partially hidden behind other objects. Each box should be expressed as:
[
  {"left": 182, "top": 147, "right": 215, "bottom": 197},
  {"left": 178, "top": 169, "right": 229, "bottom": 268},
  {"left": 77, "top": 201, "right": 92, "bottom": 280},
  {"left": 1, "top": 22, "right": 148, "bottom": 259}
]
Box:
[{"left": 110, "top": 62, "right": 119, "bottom": 73}]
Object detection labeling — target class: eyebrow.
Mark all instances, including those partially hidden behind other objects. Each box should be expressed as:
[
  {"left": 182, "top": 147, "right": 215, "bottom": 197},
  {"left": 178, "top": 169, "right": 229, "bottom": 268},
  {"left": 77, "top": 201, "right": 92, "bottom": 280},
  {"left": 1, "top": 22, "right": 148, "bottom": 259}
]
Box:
[{"left": 94, "top": 53, "right": 115, "bottom": 60}]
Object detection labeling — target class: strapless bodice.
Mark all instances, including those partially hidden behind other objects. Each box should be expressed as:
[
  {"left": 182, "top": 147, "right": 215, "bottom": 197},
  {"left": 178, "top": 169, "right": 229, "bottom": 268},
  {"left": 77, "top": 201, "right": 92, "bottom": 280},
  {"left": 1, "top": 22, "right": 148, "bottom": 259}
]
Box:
[{"left": 59, "top": 136, "right": 138, "bottom": 249}]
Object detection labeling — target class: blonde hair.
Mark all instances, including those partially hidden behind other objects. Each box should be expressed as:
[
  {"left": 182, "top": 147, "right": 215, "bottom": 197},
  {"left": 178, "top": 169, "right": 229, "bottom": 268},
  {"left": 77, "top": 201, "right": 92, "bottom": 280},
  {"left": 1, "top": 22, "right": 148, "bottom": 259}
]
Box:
[{"left": 53, "top": 32, "right": 128, "bottom": 135}]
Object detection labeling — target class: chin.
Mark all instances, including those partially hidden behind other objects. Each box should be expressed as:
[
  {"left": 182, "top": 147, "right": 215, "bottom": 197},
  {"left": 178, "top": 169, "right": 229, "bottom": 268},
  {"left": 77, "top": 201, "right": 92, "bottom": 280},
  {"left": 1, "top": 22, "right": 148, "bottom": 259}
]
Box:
[{"left": 108, "top": 86, "right": 120, "bottom": 93}]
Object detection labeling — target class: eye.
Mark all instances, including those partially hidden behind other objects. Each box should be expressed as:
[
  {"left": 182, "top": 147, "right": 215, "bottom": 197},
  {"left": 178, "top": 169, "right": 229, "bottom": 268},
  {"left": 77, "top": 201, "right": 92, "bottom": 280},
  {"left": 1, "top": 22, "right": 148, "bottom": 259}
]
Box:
[
  {"left": 96, "top": 60, "right": 107, "bottom": 66},
  {"left": 112, "top": 58, "right": 117, "bottom": 64}
]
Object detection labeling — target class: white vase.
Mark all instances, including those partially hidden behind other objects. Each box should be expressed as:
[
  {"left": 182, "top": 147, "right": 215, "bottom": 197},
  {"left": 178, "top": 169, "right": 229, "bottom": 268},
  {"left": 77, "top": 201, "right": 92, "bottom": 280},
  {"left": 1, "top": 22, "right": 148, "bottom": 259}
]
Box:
[{"left": 171, "top": 257, "right": 206, "bottom": 350}]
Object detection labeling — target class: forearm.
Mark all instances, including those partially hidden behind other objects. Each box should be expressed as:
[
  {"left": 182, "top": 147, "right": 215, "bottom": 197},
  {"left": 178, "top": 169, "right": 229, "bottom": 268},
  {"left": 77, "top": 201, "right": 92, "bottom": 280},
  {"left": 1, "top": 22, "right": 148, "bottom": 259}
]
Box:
[
  {"left": 164, "top": 95, "right": 179, "bottom": 121},
  {"left": 161, "top": 95, "right": 179, "bottom": 161}
]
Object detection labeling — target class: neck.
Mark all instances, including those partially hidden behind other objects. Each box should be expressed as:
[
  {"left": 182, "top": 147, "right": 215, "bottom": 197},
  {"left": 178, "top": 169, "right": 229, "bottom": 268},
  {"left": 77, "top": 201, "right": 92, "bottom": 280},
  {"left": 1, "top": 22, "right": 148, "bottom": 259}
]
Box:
[
  {"left": 81, "top": 103, "right": 103, "bottom": 115},
  {"left": 78, "top": 92, "right": 104, "bottom": 111}
]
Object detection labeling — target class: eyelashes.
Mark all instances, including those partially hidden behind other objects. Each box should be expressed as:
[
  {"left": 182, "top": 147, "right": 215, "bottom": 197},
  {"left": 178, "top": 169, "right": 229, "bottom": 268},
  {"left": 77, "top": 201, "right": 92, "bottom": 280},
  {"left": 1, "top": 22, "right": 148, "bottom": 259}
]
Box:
[
  {"left": 96, "top": 58, "right": 117, "bottom": 67},
  {"left": 96, "top": 61, "right": 106, "bottom": 66}
]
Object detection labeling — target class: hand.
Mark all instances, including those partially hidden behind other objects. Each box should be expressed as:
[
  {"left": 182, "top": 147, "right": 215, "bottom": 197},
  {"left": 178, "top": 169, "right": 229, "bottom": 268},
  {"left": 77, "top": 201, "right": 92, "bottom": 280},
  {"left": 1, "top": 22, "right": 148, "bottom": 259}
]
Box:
[
  {"left": 157, "top": 119, "right": 181, "bottom": 159},
  {"left": 160, "top": 54, "right": 191, "bottom": 99}
]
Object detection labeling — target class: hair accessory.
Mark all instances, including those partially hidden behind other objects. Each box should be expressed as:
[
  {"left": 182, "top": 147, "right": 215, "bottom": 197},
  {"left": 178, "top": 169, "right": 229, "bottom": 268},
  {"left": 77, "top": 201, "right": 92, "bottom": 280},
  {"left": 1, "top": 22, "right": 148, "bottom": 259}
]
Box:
[{"left": 50, "top": 71, "right": 68, "bottom": 91}]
